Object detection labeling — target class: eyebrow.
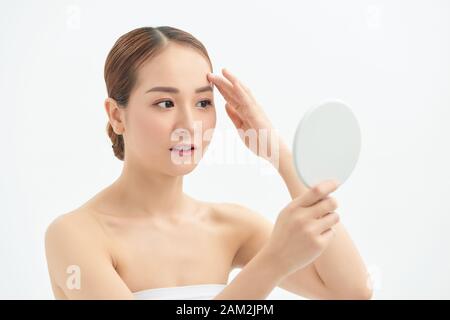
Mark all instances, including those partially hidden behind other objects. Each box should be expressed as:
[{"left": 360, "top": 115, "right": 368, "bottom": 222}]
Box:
[{"left": 145, "top": 85, "right": 213, "bottom": 94}]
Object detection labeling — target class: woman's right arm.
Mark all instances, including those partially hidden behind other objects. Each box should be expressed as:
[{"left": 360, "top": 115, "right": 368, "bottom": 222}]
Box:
[
  {"left": 212, "top": 245, "right": 285, "bottom": 300},
  {"left": 44, "top": 214, "right": 135, "bottom": 299}
]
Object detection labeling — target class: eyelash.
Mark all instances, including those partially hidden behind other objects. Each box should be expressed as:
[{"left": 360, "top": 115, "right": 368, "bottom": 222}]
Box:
[{"left": 153, "top": 99, "right": 213, "bottom": 109}]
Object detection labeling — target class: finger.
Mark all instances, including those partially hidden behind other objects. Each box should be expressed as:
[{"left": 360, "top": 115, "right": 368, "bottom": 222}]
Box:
[
  {"left": 239, "top": 82, "right": 252, "bottom": 95},
  {"left": 207, "top": 73, "right": 237, "bottom": 100},
  {"left": 297, "top": 180, "right": 340, "bottom": 208},
  {"left": 210, "top": 70, "right": 256, "bottom": 121},
  {"left": 316, "top": 212, "right": 340, "bottom": 233},
  {"left": 308, "top": 196, "right": 339, "bottom": 218},
  {"left": 285, "top": 180, "right": 338, "bottom": 212},
  {"left": 222, "top": 68, "right": 252, "bottom": 94},
  {"left": 222, "top": 69, "right": 254, "bottom": 109},
  {"left": 221, "top": 68, "right": 240, "bottom": 85},
  {"left": 319, "top": 227, "right": 336, "bottom": 244},
  {"left": 225, "top": 103, "right": 243, "bottom": 129},
  {"left": 234, "top": 80, "right": 255, "bottom": 111},
  {"left": 207, "top": 73, "right": 240, "bottom": 106},
  {"left": 213, "top": 78, "right": 239, "bottom": 104}
]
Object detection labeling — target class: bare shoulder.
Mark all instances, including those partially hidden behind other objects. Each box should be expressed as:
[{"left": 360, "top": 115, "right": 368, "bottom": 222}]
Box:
[
  {"left": 45, "top": 207, "right": 108, "bottom": 249},
  {"left": 44, "top": 207, "right": 113, "bottom": 286},
  {"left": 205, "top": 201, "right": 274, "bottom": 268},
  {"left": 44, "top": 207, "right": 134, "bottom": 299},
  {"left": 208, "top": 201, "right": 273, "bottom": 230}
]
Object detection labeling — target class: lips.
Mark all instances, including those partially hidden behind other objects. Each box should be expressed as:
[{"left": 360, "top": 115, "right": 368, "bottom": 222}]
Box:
[{"left": 169, "top": 144, "right": 196, "bottom": 152}]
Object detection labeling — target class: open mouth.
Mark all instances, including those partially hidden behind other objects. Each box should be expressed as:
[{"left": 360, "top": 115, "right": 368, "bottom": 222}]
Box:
[{"left": 169, "top": 144, "right": 196, "bottom": 156}]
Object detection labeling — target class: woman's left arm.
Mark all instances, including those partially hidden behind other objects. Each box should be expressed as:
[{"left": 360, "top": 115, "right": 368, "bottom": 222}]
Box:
[
  {"left": 276, "top": 139, "right": 373, "bottom": 299},
  {"left": 208, "top": 69, "right": 372, "bottom": 299}
]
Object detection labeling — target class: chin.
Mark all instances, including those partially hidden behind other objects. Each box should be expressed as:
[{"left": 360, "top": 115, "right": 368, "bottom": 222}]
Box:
[
  {"left": 167, "top": 163, "right": 198, "bottom": 176},
  {"left": 166, "top": 148, "right": 204, "bottom": 176}
]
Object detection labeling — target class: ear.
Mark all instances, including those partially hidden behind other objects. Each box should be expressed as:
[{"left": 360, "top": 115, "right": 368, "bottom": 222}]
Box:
[{"left": 104, "top": 98, "right": 125, "bottom": 134}]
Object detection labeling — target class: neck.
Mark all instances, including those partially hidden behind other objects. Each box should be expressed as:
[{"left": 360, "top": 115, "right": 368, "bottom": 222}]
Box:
[{"left": 109, "top": 156, "right": 189, "bottom": 217}]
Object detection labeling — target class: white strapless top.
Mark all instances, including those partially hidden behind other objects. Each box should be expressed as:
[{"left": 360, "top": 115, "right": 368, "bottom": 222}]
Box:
[{"left": 133, "top": 284, "right": 227, "bottom": 300}]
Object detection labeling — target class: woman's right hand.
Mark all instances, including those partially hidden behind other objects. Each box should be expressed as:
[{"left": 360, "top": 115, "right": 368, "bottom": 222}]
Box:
[{"left": 264, "top": 180, "right": 341, "bottom": 277}]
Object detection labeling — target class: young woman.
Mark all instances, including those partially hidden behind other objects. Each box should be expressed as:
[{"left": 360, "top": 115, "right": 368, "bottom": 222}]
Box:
[{"left": 44, "top": 26, "right": 372, "bottom": 300}]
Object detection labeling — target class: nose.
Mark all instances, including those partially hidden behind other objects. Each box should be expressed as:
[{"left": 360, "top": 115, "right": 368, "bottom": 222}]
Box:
[{"left": 173, "top": 104, "right": 197, "bottom": 141}]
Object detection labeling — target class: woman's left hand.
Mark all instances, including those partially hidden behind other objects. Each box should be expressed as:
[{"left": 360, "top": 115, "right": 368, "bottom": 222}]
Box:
[{"left": 207, "top": 68, "right": 282, "bottom": 165}]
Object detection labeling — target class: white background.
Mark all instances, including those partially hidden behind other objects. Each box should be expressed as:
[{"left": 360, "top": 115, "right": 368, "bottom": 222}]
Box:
[{"left": 1, "top": 0, "right": 449, "bottom": 299}]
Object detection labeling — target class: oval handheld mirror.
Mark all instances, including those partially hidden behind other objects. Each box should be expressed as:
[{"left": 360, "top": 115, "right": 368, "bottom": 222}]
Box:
[{"left": 292, "top": 100, "right": 361, "bottom": 188}]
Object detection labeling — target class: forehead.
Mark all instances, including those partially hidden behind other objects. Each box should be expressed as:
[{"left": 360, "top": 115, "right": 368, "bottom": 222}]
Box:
[{"left": 135, "top": 42, "right": 212, "bottom": 92}]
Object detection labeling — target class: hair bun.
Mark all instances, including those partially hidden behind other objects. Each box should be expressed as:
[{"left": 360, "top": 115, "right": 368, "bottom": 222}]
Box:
[{"left": 106, "top": 122, "right": 124, "bottom": 160}]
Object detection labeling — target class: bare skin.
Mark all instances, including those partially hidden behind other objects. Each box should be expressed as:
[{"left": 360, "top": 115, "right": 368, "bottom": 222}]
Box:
[
  {"left": 45, "top": 42, "right": 372, "bottom": 300},
  {"left": 45, "top": 190, "right": 251, "bottom": 299}
]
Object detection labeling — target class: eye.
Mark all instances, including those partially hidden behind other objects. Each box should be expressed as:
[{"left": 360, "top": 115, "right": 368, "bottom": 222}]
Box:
[
  {"left": 154, "top": 100, "right": 174, "bottom": 109},
  {"left": 196, "top": 99, "right": 213, "bottom": 109}
]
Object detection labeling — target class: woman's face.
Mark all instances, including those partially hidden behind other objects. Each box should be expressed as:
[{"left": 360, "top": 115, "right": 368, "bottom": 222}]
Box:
[{"left": 122, "top": 42, "right": 216, "bottom": 176}]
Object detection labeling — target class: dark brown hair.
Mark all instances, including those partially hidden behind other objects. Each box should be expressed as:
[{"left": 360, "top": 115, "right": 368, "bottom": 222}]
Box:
[{"left": 104, "top": 26, "right": 213, "bottom": 160}]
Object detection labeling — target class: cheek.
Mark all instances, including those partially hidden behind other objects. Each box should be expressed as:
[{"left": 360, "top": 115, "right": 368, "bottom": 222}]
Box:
[
  {"left": 129, "top": 109, "right": 171, "bottom": 150},
  {"left": 200, "top": 111, "right": 216, "bottom": 146}
]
